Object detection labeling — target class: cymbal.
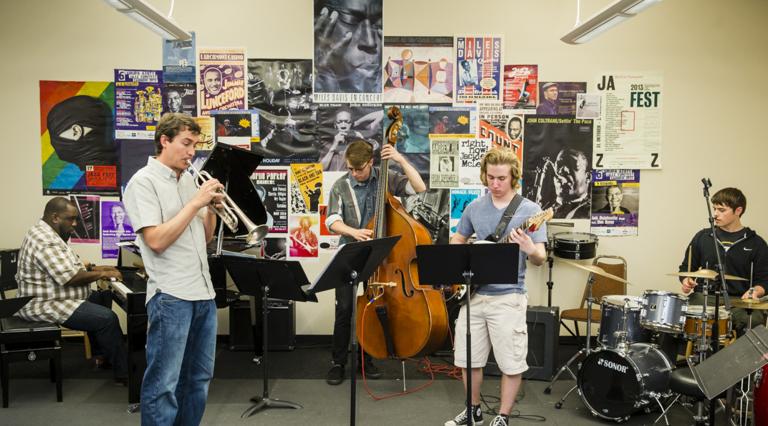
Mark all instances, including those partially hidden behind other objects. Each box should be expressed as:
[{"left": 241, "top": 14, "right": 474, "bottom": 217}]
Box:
[
  {"left": 559, "top": 259, "right": 630, "bottom": 284},
  {"left": 730, "top": 299, "right": 768, "bottom": 310},
  {"left": 667, "top": 269, "right": 748, "bottom": 281}
]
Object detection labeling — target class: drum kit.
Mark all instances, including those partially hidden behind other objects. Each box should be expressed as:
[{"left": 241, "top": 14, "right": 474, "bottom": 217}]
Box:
[{"left": 541, "top": 229, "right": 765, "bottom": 423}]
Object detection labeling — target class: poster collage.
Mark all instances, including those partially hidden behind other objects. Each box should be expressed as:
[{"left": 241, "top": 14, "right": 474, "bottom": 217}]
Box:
[{"left": 38, "top": 0, "right": 663, "bottom": 260}]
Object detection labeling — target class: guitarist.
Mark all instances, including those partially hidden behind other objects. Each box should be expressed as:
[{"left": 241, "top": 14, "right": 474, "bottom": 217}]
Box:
[
  {"left": 324, "top": 139, "right": 427, "bottom": 385},
  {"left": 446, "top": 148, "right": 547, "bottom": 426}
]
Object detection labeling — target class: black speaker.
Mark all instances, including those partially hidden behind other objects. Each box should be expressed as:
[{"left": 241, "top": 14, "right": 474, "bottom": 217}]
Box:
[
  {"left": 523, "top": 305, "right": 559, "bottom": 380},
  {"left": 484, "top": 305, "right": 559, "bottom": 380},
  {"left": 0, "top": 249, "right": 19, "bottom": 292},
  {"left": 228, "top": 298, "right": 296, "bottom": 352}
]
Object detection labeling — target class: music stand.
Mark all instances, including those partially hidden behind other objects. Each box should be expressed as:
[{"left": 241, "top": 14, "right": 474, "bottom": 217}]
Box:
[
  {"left": 416, "top": 243, "right": 519, "bottom": 426},
  {"left": 222, "top": 252, "right": 318, "bottom": 418},
  {"left": 309, "top": 236, "right": 400, "bottom": 426}
]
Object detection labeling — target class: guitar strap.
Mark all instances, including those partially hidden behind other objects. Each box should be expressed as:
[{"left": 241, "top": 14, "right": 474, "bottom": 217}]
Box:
[{"left": 486, "top": 194, "right": 523, "bottom": 242}]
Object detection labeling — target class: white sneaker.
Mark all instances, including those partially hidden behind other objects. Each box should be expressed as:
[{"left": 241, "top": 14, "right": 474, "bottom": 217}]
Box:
[
  {"left": 444, "top": 405, "right": 483, "bottom": 426},
  {"left": 489, "top": 415, "right": 508, "bottom": 426}
]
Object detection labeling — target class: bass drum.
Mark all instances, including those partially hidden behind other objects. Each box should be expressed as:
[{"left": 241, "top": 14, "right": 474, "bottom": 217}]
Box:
[
  {"left": 577, "top": 343, "right": 673, "bottom": 422},
  {"left": 552, "top": 232, "right": 598, "bottom": 260}
]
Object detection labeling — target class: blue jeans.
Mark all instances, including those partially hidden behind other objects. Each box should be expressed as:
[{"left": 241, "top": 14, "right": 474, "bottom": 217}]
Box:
[
  {"left": 62, "top": 291, "right": 127, "bottom": 378},
  {"left": 140, "top": 292, "right": 217, "bottom": 426}
]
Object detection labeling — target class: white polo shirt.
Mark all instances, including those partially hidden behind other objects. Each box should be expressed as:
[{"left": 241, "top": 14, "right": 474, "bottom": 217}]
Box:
[{"left": 123, "top": 157, "right": 215, "bottom": 304}]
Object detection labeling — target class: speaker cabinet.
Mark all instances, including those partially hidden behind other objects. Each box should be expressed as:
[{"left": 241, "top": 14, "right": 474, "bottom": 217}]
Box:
[
  {"left": 523, "top": 305, "right": 559, "bottom": 380},
  {"left": 0, "top": 249, "right": 19, "bottom": 291},
  {"left": 228, "top": 298, "right": 296, "bottom": 352}
]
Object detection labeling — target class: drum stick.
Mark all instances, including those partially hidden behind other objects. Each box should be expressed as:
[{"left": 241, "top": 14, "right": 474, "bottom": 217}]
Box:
[{"left": 684, "top": 245, "right": 693, "bottom": 295}]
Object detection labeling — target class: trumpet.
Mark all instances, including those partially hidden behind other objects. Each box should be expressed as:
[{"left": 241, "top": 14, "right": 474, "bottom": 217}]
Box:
[{"left": 186, "top": 160, "right": 269, "bottom": 246}]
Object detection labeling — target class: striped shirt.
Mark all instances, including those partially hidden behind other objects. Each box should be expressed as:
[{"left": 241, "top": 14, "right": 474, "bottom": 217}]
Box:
[{"left": 15, "top": 220, "right": 89, "bottom": 323}]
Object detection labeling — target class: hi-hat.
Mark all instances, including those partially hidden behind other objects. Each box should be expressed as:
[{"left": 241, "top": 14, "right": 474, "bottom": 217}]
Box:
[
  {"left": 730, "top": 299, "right": 768, "bottom": 310},
  {"left": 667, "top": 269, "right": 748, "bottom": 281},
  {"left": 559, "top": 259, "right": 630, "bottom": 284}
]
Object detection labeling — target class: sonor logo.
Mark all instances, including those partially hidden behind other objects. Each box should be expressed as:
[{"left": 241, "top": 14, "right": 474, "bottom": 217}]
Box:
[{"left": 597, "top": 358, "right": 628, "bottom": 374}]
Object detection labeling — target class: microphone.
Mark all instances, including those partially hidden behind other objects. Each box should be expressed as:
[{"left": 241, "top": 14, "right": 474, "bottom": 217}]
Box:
[{"left": 701, "top": 177, "right": 712, "bottom": 188}]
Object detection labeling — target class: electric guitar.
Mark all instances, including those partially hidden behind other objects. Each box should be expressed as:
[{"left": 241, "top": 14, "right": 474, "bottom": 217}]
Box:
[{"left": 457, "top": 208, "right": 553, "bottom": 302}]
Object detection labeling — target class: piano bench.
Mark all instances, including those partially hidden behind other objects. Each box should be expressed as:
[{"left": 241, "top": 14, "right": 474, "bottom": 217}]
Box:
[{"left": 0, "top": 317, "right": 62, "bottom": 408}]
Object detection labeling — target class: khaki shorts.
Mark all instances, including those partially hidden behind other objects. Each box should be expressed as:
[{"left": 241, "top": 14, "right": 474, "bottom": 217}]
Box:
[{"left": 453, "top": 292, "right": 528, "bottom": 376}]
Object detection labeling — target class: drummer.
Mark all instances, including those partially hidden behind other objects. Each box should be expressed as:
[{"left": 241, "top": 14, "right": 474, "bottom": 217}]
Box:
[{"left": 679, "top": 187, "right": 768, "bottom": 334}]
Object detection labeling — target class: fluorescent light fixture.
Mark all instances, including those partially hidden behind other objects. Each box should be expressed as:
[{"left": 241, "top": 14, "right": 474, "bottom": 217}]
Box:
[
  {"left": 561, "top": 0, "right": 661, "bottom": 44},
  {"left": 104, "top": 0, "right": 192, "bottom": 41}
]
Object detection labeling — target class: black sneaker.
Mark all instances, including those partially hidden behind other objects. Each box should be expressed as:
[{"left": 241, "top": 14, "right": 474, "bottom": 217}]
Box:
[
  {"left": 326, "top": 364, "right": 345, "bottom": 385},
  {"left": 445, "top": 405, "right": 483, "bottom": 426},
  {"left": 359, "top": 360, "right": 382, "bottom": 379}
]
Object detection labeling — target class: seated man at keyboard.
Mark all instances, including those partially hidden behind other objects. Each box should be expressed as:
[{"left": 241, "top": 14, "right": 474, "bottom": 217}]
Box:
[{"left": 15, "top": 197, "right": 128, "bottom": 383}]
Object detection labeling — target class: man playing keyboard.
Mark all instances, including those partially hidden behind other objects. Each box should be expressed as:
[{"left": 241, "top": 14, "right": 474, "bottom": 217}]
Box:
[{"left": 15, "top": 197, "right": 128, "bottom": 383}]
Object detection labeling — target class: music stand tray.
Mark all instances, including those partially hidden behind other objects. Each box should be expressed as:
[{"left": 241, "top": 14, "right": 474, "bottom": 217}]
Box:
[
  {"left": 307, "top": 236, "right": 400, "bottom": 426},
  {"left": 416, "top": 243, "right": 520, "bottom": 426},
  {"left": 222, "top": 253, "right": 317, "bottom": 418}
]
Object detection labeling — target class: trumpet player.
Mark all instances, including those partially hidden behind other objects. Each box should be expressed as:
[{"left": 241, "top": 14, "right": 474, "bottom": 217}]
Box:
[{"left": 124, "top": 113, "right": 223, "bottom": 426}]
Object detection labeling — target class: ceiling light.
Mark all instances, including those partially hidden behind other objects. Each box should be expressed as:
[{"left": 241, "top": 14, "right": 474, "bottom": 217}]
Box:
[
  {"left": 561, "top": 0, "right": 662, "bottom": 45},
  {"left": 104, "top": 0, "right": 192, "bottom": 41}
]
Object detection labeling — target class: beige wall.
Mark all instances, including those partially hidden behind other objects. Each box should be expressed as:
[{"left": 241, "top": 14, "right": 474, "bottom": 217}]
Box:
[{"left": 1, "top": 0, "right": 766, "bottom": 336}]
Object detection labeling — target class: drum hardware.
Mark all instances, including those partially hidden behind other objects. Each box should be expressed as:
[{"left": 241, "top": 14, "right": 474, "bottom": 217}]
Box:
[
  {"left": 543, "top": 221, "right": 574, "bottom": 307},
  {"left": 544, "top": 261, "right": 630, "bottom": 406}
]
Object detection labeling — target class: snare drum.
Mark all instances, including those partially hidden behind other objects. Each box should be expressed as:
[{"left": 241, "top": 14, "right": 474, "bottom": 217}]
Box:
[
  {"left": 552, "top": 232, "right": 598, "bottom": 260},
  {"left": 640, "top": 290, "right": 688, "bottom": 333},
  {"left": 683, "top": 306, "right": 731, "bottom": 342},
  {"left": 598, "top": 295, "right": 651, "bottom": 348}
]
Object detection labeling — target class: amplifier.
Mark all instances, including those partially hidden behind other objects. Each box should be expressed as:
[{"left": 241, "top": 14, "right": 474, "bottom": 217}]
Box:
[
  {"left": 228, "top": 298, "right": 296, "bottom": 352},
  {"left": 486, "top": 305, "right": 559, "bottom": 380},
  {"left": 0, "top": 249, "right": 19, "bottom": 292},
  {"left": 523, "top": 305, "right": 559, "bottom": 381}
]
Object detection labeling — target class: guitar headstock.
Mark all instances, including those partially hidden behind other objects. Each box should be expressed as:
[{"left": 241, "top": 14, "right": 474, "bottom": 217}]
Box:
[{"left": 524, "top": 208, "right": 553, "bottom": 232}]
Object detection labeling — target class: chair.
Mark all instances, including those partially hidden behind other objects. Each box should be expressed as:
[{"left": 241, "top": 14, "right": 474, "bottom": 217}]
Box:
[
  {"left": 0, "top": 248, "right": 63, "bottom": 408},
  {"left": 559, "top": 255, "right": 627, "bottom": 339}
]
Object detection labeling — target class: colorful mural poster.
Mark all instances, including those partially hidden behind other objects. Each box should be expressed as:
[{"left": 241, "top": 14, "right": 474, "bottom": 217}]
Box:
[{"left": 40, "top": 81, "right": 119, "bottom": 195}]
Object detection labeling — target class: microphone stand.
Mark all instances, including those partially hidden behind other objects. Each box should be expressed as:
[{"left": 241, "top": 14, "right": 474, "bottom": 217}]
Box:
[{"left": 701, "top": 178, "right": 730, "bottom": 424}]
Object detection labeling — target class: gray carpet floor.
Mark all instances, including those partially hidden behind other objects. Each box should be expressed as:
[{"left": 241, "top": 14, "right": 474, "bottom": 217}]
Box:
[{"left": 0, "top": 341, "right": 735, "bottom": 425}]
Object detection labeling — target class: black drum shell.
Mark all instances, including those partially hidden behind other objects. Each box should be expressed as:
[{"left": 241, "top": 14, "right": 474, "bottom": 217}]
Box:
[
  {"left": 552, "top": 232, "right": 598, "bottom": 260},
  {"left": 577, "top": 343, "right": 672, "bottom": 421}
]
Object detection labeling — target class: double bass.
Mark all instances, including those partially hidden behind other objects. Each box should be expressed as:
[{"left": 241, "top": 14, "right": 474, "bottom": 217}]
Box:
[{"left": 355, "top": 106, "right": 449, "bottom": 360}]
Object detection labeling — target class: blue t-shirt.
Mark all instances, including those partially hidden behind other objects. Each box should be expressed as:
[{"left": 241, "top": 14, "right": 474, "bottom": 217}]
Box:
[{"left": 456, "top": 194, "right": 548, "bottom": 295}]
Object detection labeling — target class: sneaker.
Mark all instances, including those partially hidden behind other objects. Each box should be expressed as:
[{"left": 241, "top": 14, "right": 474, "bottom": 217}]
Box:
[
  {"left": 489, "top": 415, "right": 508, "bottom": 426},
  {"left": 325, "top": 364, "right": 345, "bottom": 385},
  {"left": 359, "top": 360, "right": 382, "bottom": 379},
  {"left": 445, "top": 405, "right": 483, "bottom": 426}
]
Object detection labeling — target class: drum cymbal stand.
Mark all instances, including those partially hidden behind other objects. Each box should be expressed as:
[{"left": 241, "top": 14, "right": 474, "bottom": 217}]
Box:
[
  {"left": 544, "top": 273, "right": 597, "bottom": 408},
  {"left": 544, "top": 222, "right": 574, "bottom": 307}
]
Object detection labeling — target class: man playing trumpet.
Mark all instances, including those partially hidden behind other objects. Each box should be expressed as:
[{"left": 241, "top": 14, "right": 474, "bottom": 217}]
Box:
[{"left": 124, "top": 113, "right": 223, "bottom": 425}]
